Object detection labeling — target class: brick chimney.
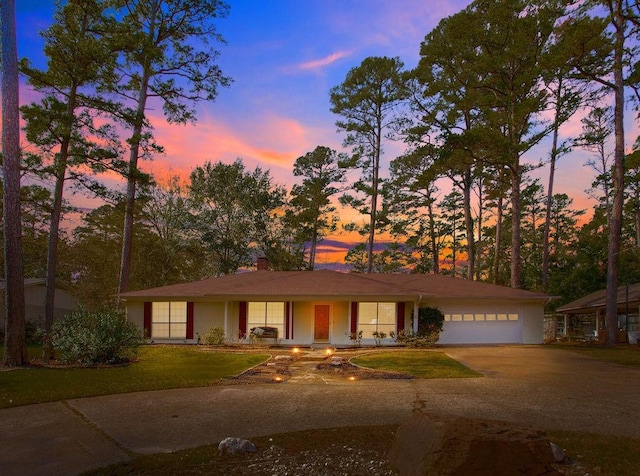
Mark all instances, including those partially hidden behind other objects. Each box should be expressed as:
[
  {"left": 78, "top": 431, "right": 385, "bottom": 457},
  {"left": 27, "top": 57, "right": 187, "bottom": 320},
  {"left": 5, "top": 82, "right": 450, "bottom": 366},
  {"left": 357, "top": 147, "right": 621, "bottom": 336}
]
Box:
[{"left": 256, "top": 257, "right": 270, "bottom": 271}]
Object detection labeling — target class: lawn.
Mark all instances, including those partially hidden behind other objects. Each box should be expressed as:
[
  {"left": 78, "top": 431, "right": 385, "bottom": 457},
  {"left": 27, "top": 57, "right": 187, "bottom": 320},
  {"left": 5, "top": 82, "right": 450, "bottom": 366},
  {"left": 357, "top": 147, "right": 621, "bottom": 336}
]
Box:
[
  {"left": 351, "top": 349, "right": 482, "bottom": 378},
  {"left": 0, "top": 346, "right": 268, "bottom": 409},
  {"left": 550, "top": 342, "right": 640, "bottom": 367}
]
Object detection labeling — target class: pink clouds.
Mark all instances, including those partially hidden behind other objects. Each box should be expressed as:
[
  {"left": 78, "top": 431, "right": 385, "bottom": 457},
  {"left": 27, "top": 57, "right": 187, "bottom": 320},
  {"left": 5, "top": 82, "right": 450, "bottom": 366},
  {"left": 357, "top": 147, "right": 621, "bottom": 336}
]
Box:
[
  {"left": 296, "top": 51, "right": 352, "bottom": 72},
  {"left": 143, "top": 110, "right": 329, "bottom": 185}
]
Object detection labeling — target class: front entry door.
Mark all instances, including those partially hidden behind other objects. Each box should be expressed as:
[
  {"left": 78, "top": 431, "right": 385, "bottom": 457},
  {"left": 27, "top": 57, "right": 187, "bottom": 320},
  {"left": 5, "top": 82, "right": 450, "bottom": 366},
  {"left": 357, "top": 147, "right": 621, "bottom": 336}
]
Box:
[{"left": 314, "top": 305, "right": 330, "bottom": 342}]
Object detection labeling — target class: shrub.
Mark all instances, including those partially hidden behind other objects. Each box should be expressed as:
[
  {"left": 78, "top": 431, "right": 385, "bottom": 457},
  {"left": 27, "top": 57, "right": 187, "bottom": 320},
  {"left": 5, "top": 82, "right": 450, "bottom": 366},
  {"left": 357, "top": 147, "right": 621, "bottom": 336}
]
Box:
[
  {"left": 202, "top": 325, "right": 225, "bottom": 346},
  {"left": 417, "top": 307, "right": 444, "bottom": 336},
  {"left": 396, "top": 329, "right": 440, "bottom": 347},
  {"left": 51, "top": 307, "right": 143, "bottom": 365}
]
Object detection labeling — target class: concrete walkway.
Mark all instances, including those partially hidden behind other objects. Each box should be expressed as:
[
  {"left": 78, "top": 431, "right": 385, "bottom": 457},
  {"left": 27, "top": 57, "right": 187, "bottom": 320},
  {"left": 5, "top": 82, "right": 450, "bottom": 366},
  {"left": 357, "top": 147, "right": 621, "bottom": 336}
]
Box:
[{"left": 1, "top": 346, "right": 638, "bottom": 475}]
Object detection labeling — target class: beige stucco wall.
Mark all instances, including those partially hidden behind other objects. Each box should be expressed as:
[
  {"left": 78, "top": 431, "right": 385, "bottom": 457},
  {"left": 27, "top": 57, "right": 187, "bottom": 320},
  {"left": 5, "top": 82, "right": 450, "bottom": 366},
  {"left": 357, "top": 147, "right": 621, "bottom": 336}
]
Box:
[
  {"left": 1, "top": 284, "right": 77, "bottom": 328},
  {"left": 125, "top": 297, "right": 542, "bottom": 346}
]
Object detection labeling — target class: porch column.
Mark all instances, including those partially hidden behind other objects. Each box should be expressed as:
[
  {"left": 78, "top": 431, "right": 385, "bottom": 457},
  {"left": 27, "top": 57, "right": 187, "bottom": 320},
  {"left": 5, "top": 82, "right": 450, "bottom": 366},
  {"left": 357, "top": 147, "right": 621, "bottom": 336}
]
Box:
[
  {"left": 413, "top": 299, "right": 419, "bottom": 334},
  {"left": 595, "top": 310, "right": 600, "bottom": 335},
  {"left": 224, "top": 301, "right": 229, "bottom": 339}
]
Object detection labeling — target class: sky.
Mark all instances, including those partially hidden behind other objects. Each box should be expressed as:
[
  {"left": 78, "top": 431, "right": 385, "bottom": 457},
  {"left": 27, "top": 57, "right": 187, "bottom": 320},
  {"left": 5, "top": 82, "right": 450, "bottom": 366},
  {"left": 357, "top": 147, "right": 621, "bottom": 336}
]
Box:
[{"left": 13, "top": 0, "right": 640, "bottom": 266}]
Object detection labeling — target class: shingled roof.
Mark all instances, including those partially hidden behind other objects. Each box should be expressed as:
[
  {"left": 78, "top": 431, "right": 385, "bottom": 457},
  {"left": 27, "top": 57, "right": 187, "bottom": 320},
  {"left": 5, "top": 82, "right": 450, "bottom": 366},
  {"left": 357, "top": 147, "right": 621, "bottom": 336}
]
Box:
[
  {"left": 118, "top": 269, "right": 551, "bottom": 302},
  {"left": 556, "top": 283, "right": 640, "bottom": 314}
]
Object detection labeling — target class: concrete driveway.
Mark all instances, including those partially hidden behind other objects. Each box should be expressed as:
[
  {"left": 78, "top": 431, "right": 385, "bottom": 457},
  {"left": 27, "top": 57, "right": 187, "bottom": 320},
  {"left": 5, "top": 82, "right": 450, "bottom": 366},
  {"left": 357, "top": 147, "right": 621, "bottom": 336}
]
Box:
[{"left": 1, "top": 345, "right": 638, "bottom": 475}]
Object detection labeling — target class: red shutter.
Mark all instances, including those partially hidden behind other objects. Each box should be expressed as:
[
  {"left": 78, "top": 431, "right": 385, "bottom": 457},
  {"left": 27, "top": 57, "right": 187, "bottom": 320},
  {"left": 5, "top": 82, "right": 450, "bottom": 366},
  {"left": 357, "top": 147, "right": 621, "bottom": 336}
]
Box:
[
  {"left": 186, "top": 302, "right": 194, "bottom": 339},
  {"left": 396, "top": 302, "right": 405, "bottom": 335},
  {"left": 350, "top": 301, "right": 358, "bottom": 334},
  {"left": 239, "top": 301, "right": 247, "bottom": 338},
  {"left": 285, "top": 302, "right": 291, "bottom": 339},
  {"left": 143, "top": 302, "right": 152, "bottom": 338}
]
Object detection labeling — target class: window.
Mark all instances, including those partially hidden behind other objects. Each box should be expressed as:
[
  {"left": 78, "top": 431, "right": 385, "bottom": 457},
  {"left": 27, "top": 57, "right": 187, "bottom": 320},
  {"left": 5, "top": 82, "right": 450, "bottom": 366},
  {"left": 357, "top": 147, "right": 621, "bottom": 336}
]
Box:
[
  {"left": 152, "top": 302, "right": 187, "bottom": 338},
  {"left": 247, "top": 302, "right": 285, "bottom": 337},
  {"left": 358, "top": 302, "right": 395, "bottom": 338}
]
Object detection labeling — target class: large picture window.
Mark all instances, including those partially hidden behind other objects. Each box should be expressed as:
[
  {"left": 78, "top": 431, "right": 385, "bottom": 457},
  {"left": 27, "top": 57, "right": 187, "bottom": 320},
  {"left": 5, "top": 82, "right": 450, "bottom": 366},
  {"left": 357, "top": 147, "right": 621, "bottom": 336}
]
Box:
[
  {"left": 247, "top": 302, "right": 285, "bottom": 337},
  {"left": 152, "top": 302, "right": 187, "bottom": 338},
  {"left": 358, "top": 302, "right": 396, "bottom": 338}
]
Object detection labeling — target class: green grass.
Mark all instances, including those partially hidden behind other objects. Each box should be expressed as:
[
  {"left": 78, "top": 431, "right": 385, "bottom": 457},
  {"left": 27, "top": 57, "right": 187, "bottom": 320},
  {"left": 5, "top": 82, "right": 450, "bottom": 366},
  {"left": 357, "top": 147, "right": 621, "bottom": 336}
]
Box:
[
  {"left": 351, "top": 350, "right": 482, "bottom": 378},
  {"left": 550, "top": 342, "right": 640, "bottom": 367},
  {"left": 548, "top": 429, "right": 640, "bottom": 476},
  {"left": 0, "top": 346, "right": 267, "bottom": 409}
]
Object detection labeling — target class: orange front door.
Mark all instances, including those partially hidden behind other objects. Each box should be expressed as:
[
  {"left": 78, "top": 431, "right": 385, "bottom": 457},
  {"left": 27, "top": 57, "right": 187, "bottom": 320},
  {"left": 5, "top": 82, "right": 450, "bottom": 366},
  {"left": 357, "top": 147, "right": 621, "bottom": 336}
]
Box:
[{"left": 314, "top": 305, "right": 330, "bottom": 341}]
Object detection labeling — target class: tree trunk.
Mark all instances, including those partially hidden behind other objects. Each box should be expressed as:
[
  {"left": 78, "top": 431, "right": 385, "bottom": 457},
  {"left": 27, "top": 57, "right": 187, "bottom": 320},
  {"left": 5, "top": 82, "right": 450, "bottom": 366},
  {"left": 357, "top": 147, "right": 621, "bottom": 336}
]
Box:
[
  {"left": 366, "top": 116, "right": 383, "bottom": 274},
  {"left": 510, "top": 162, "right": 522, "bottom": 289},
  {"left": 462, "top": 171, "right": 475, "bottom": 280},
  {"left": 475, "top": 177, "right": 484, "bottom": 281},
  {"left": 2, "top": 0, "right": 28, "bottom": 366},
  {"left": 605, "top": 2, "right": 625, "bottom": 347},
  {"left": 43, "top": 85, "right": 77, "bottom": 360},
  {"left": 542, "top": 103, "right": 561, "bottom": 292},
  {"left": 118, "top": 69, "right": 150, "bottom": 296},
  {"left": 492, "top": 195, "right": 503, "bottom": 285},
  {"left": 428, "top": 200, "right": 439, "bottom": 274},
  {"left": 309, "top": 222, "right": 318, "bottom": 270}
]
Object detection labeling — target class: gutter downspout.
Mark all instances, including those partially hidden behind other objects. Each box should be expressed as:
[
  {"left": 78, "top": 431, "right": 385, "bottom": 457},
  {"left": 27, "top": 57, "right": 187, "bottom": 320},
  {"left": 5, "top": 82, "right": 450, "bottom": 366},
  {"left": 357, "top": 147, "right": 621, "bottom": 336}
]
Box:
[{"left": 413, "top": 295, "right": 422, "bottom": 334}]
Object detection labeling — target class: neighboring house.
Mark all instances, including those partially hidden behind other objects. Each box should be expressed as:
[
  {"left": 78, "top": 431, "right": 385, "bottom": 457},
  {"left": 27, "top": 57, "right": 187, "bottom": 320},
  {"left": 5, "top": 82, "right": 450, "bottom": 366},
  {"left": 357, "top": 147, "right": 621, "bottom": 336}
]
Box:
[
  {"left": 555, "top": 283, "right": 640, "bottom": 343},
  {"left": 0, "top": 279, "right": 77, "bottom": 329},
  {"left": 119, "top": 269, "right": 551, "bottom": 346}
]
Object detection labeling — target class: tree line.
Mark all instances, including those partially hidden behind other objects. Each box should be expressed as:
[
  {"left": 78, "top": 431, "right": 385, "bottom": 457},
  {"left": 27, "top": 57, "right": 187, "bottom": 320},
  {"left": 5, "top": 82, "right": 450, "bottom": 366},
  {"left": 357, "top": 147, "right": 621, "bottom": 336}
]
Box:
[{"left": 3, "top": 0, "right": 640, "bottom": 365}]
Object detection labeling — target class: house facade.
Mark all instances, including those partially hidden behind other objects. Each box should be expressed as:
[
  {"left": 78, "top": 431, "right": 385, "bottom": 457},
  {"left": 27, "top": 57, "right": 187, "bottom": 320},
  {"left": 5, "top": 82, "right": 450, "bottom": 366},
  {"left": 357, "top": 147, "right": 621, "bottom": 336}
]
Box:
[
  {"left": 0, "top": 279, "right": 77, "bottom": 329},
  {"left": 555, "top": 283, "right": 640, "bottom": 343},
  {"left": 119, "top": 270, "right": 550, "bottom": 346}
]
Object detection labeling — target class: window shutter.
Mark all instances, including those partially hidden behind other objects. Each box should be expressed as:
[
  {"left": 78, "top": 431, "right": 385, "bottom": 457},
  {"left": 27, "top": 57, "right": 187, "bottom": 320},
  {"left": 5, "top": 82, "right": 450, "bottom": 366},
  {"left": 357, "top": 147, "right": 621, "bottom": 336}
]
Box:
[
  {"left": 143, "top": 302, "right": 152, "bottom": 338},
  {"left": 350, "top": 302, "right": 358, "bottom": 334},
  {"left": 396, "top": 302, "right": 405, "bottom": 335},
  {"left": 239, "top": 301, "right": 247, "bottom": 338},
  {"left": 285, "top": 302, "right": 291, "bottom": 339},
  {"left": 186, "top": 302, "right": 194, "bottom": 339}
]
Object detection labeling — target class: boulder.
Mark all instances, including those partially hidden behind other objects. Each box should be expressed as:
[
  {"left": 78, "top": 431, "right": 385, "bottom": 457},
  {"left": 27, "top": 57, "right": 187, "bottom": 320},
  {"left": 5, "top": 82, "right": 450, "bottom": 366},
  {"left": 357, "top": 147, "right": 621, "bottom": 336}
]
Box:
[{"left": 218, "top": 437, "right": 257, "bottom": 455}]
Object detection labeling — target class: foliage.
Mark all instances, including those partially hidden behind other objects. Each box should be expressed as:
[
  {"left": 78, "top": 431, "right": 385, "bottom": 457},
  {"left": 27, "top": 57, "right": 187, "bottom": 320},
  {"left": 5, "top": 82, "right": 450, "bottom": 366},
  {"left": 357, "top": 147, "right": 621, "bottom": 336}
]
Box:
[
  {"left": 202, "top": 326, "right": 225, "bottom": 346},
  {"left": 51, "top": 307, "right": 143, "bottom": 365},
  {"left": 345, "top": 330, "right": 363, "bottom": 346},
  {"left": 188, "top": 159, "right": 286, "bottom": 275},
  {"left": 417, "top": 307, "right": 445, "bottom": 336},
  {"left": 395, "top": 329, "right": 440, "bottom": 347},
  {"left": 372, "top": 331, "right": 388, "bottom": 346},
  {"left": 0, "top": 346, "right": 268, "bottom": 409},
  {"left": 115, "top": 0, "right": 232, "bottom": 294},
  {"left": 287, "top": 146, "right": 346, "bottom": 270},
  {"left": 331, "top": 56, "right": 408, "bottom": 273}
]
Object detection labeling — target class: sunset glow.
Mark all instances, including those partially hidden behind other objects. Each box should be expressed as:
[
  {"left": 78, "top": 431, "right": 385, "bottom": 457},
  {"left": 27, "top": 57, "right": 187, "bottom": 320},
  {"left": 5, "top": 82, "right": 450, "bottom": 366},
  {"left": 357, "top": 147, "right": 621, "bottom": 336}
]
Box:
[{"left": 14, "top": 1, "right": 640, "bottom": 266}]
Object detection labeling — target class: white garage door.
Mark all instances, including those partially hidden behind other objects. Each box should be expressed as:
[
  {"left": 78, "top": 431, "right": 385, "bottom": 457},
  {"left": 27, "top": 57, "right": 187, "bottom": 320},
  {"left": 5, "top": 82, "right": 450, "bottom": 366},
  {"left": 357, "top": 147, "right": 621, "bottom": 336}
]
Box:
[{"left": 438, "top": 319, "right": 523, "bottom": 344}]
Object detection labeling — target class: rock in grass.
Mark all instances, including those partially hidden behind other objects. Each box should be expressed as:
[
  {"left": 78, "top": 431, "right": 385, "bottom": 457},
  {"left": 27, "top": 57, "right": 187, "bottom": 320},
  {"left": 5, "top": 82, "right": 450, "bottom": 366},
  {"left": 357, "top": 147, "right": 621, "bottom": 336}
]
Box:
[{"left": 218, "top": 437, "right": 257, "bottom": 454}]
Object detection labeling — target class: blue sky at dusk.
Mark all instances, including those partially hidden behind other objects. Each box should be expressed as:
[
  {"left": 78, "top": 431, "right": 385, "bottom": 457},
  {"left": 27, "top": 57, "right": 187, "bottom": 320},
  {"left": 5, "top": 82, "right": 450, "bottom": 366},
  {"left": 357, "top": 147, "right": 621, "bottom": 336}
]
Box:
[{"left": 13, "top": 1, "right": 640, "bottom": 264}]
